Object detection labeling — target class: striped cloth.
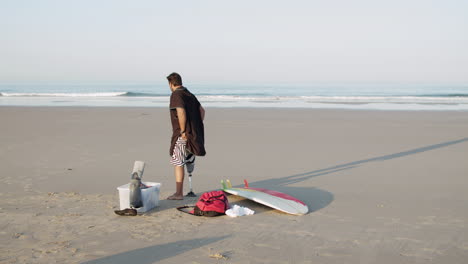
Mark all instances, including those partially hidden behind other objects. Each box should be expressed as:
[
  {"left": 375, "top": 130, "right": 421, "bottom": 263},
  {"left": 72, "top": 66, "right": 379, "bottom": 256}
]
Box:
[{"left": 170, "top": 137, "right": 189, "bottom": 166}]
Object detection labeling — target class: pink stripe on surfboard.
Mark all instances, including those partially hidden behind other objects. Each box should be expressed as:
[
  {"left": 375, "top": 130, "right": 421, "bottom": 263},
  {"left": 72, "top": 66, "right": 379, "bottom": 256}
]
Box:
[
  {"left": 245, "top": 187, "right": 307, "bottom": 206},
  {"left": 242, "top": 180, "right": 306, "bottom": 206}
]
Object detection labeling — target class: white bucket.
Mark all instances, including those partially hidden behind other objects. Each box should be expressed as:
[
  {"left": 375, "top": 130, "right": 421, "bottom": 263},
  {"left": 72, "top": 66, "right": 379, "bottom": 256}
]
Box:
[{"left": 117, "top": 182, "right": 161, "bottom": 213}]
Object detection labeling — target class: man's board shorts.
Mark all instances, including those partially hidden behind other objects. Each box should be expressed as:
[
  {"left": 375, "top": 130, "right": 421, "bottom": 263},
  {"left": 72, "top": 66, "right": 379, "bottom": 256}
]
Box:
[{"left": 170, "top": 137, "right": 194, "bottom": 166}]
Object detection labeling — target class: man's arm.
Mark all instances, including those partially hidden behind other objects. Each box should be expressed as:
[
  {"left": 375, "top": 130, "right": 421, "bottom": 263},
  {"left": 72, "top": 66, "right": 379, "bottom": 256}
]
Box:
[
  {"left": 199, "top": 105, "right": 205, "bottom": 121},
  {"left": 176, "top": 107, "right": 187, "bottom": 139}
]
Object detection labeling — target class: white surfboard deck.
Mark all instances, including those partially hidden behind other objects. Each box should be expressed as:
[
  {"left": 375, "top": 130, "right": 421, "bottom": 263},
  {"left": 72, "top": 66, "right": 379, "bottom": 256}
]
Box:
[{"left": 222, "top": 180, "right": 308, "bottom": 215}]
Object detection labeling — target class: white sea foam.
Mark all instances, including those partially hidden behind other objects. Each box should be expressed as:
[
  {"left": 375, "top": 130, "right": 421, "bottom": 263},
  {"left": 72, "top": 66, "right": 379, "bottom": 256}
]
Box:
[
  {"left": 0, "top": 92, "right": 128, "bottom": 97},
  {"left": 1, "top": 84, "right": 468, "bottom": 110},
  {"left": 198, "top": 95, "right": 468, "bottom": 104}
]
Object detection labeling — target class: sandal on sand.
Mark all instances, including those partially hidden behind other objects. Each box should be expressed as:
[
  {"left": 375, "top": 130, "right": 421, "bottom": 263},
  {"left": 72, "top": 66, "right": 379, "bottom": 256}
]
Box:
[
  {"left": 114, "top": 208, "right": 137, "bottom": 216},
  {"left": 167, "top": 194, "right": 184, "bottom": 200}
]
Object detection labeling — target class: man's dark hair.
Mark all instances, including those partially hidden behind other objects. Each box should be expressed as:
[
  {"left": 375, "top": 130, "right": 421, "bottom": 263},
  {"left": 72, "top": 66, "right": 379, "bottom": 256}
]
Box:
[{"left": 167, "top": 72, "right": 183, "bottom": 86}]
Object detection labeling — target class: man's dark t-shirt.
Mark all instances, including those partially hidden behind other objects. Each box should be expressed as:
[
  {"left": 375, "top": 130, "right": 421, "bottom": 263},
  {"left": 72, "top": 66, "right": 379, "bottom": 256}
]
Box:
[{"left": 169, "top": 87, "right": 206, "bottom": 156}]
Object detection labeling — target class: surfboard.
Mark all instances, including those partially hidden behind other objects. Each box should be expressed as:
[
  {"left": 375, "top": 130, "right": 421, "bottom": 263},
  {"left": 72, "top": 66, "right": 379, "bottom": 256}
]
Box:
[{"left": 222, "top": 179, "right": 308, "bottom": 215}]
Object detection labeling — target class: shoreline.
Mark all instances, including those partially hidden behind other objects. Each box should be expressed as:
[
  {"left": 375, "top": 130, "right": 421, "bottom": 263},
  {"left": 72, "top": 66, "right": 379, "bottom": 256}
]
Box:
[
  {"left": 2, "top": 94, "right": 468, "bottom": 111},
  {"left": 2, "top": 104, "right": 468, "bottom": 112}
]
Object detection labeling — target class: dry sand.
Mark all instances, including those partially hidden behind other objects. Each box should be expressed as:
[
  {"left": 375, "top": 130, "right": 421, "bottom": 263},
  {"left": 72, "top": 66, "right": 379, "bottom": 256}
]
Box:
[{"left": 1, "top": 107, "right": 467, "bottom": 263}]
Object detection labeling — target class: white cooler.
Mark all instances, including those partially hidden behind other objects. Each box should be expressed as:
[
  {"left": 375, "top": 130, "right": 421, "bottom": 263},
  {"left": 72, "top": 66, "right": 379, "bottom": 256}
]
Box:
[{"left": 117, "top": 182, "right": 161, "bottom": 213}]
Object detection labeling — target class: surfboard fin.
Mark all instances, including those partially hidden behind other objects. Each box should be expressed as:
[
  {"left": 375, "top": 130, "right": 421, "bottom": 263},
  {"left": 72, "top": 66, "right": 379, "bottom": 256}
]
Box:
[
  {"left": 244, "top": 179, "right": 249, "bottom": 188},
  {"left": 221, "top": 180, "right": 226, "bottom": 189}
]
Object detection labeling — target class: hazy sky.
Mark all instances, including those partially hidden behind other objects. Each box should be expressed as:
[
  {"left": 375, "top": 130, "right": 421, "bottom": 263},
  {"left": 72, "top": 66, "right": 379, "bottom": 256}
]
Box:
[{"left": 1, "top": 0, "right": 467, "bottom": 84}]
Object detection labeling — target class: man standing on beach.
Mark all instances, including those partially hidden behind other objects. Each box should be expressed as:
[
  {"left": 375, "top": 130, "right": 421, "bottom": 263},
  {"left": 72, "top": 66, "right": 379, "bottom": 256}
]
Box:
[{"left": 167, "top": 72, "right": 206, "bottom": 200}]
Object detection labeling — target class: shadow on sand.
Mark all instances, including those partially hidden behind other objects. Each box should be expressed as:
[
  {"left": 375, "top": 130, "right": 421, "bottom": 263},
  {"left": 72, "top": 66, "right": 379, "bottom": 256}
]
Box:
[
  {"left": 146, "top": 137, "right": 467, "bottom": 215},
  {"left": 244, "top": 137, "right": 468, "bottom": 213},
  {"left": 81, "top": 235, "right": 230, "bottom": 264}
]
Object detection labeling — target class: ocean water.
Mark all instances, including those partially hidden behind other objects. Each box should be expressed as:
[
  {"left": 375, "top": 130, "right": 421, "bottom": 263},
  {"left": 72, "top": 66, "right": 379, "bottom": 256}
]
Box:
[{"left": 1, "top": 83, "right": 468, "bottom": 111}]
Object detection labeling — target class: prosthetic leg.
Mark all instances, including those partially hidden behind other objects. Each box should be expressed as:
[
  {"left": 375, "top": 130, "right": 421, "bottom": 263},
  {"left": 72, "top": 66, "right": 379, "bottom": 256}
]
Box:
[{"left": 185, "top": 154, "right": 197, "bottom": 197}]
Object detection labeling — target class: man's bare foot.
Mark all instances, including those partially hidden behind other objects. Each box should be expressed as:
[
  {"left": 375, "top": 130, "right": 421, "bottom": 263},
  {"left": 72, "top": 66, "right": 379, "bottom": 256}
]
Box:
[{"left": 167, "top": 193, "right": 184, "bottom": 200}]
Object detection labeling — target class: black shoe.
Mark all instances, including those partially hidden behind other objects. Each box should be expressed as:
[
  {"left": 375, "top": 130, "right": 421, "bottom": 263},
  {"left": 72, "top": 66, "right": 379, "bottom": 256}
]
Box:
[{"left": 114, "top": 208, "right": 137, "bottom": 216}]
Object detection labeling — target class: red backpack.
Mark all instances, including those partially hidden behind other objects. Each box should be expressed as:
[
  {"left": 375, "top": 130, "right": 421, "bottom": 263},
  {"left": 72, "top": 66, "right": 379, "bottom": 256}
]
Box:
[{"left": 178, "top": 190, "right": 229, "bottom": 217}]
